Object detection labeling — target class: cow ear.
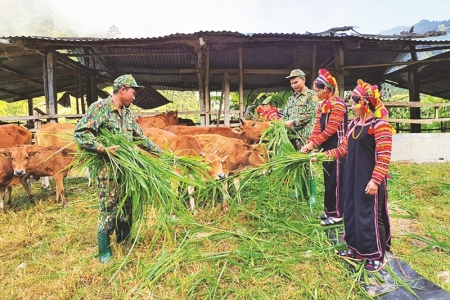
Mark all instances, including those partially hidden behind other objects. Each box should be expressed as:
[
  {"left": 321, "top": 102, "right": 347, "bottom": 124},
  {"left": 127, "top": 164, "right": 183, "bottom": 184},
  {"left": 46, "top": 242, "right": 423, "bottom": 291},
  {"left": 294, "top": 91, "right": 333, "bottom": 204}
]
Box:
[
  {"left": 232, "top": 127, "right": 243, "bottom": 133},
  {"left": 0, "top": 150, "right": 10, "bottom": 158},
  {"left": 242, "top": 144, "right": 252, "bottom": 150},
  {"left": 28, "top": 150, "right": 40, "bottom": 157},
  {"left": 240, "top": 117, "right": 246, "bottom": 124}
]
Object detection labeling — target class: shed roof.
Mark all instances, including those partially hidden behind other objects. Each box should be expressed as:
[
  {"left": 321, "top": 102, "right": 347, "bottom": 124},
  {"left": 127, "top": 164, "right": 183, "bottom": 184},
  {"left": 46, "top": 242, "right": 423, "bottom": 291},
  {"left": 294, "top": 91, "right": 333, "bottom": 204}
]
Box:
[{"left": 1, "top": 28, "right": 450, "bottom": 109}]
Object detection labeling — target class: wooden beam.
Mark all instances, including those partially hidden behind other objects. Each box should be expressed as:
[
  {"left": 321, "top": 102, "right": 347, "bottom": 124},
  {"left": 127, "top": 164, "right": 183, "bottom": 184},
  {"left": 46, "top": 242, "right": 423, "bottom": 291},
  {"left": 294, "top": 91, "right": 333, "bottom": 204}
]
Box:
[{"left": 346, "top": 56, "right": 450, "bottom": 70}]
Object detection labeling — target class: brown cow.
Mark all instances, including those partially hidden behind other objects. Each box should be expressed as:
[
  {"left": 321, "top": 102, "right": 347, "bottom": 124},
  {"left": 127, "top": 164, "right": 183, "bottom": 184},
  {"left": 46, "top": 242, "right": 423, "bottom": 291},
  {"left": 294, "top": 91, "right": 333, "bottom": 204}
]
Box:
[
  {"left": 35, "top": 123, "right": 82, "bottom": 189},
  {"left": 0, "top": 145, "right": 75, "bottom": 208},
  {"left": 165, "top": 119, "right": 270, "bottom": 144},
  {"left": 193, "top": 134, "right": 268, "bottom": 176},
  {"left": 0, "top": 153, "right": 23, "bottom": 212},
  {"left": 136, "top": 111, "right": 179, "bottom": 129},
  {"left": 165, "top": 125, "right": 248, "bottom": 143},
  {"left": 0, "top": 124, "right": 32, "bottom": 211},
  {"left": 193, "top": 134, "right": 268, "bottom": 210},
  {"left": 0, "top": 124, "right": 32, "bottom": 148},
  {"left": 239, "top": 118, "right": 271, "bottom": 144},
  {"left": 35, "top": 123, "right": 77, "bottom": 150},
  {"left": 143, "top": 127, "right": 226, "bottom": 212}
]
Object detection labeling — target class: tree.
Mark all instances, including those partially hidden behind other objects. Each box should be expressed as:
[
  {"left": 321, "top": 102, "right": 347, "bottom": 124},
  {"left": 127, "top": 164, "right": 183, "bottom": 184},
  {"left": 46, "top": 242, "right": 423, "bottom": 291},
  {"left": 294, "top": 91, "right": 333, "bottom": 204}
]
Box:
[{"left": 106, "top": 25, "right": 121, "bottom": 38}]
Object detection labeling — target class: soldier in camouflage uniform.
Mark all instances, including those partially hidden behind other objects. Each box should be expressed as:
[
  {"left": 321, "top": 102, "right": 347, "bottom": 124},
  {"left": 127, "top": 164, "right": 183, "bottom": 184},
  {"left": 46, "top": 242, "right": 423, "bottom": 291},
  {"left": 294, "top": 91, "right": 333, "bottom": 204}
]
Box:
[
  {"left": 74, "top": 74, "right": 162, "bottom": 263},
  {"left": 282, "top": 69, "right": 318, "bottom": 204}
]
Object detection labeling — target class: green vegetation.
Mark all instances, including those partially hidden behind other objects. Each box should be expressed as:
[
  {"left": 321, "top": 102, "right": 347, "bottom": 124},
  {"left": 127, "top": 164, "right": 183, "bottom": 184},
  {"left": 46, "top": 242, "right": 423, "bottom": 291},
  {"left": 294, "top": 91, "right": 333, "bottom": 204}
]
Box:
[{"left": 1, "top": 161, "right": 448, "bottom": 299}]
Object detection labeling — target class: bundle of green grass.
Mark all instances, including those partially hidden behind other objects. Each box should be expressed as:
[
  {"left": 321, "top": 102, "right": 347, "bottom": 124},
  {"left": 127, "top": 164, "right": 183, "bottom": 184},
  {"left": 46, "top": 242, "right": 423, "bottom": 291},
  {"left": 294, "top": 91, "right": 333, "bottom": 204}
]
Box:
[
  {"left": 237, "top": 120, "right": 330, "bottom": 203},
  {"left": 71, "top": 130, "right": 214, "bottom": 235}
]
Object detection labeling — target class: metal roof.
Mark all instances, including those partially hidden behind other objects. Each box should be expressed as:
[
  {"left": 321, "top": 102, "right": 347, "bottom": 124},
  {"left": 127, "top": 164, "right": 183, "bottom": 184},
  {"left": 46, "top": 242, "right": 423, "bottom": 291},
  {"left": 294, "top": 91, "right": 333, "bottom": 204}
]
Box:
[
  {"left": 1, "top": 28, "right": 450, "bottom": 110},
  {"left": 384, "top": 49, "right": 450, "bottom": 99}
]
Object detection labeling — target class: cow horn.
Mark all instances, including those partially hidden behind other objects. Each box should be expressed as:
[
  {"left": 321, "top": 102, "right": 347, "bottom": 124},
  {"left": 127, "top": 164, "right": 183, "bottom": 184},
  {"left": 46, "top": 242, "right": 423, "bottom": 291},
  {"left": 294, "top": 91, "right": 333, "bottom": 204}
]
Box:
[{"left": 240, "top": 117, "right": 246, "bottom": 124}]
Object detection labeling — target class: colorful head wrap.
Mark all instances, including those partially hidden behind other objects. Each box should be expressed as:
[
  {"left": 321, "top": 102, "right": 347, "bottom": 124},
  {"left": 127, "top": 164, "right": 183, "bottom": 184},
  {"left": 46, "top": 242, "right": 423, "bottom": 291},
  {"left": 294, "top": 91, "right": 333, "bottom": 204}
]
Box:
[
  {"left": 314, "top": 69, "right": 338, "bottom": 114},
  {"left": 314, "top": 69, "right": 337, "bottom": 93},
  {"left": 352, "top": 79, "right": 388, "bottom": 119}
]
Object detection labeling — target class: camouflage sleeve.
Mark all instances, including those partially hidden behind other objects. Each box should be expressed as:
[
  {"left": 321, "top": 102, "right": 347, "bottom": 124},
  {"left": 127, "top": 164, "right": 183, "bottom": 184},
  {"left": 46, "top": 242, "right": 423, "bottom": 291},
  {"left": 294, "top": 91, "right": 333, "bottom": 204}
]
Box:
[
  {"left": 73, "top": 103, "right": 109, "bottom": 154},
  {"left": 293, "top": 95, "right": 317, "bottom": 128}
]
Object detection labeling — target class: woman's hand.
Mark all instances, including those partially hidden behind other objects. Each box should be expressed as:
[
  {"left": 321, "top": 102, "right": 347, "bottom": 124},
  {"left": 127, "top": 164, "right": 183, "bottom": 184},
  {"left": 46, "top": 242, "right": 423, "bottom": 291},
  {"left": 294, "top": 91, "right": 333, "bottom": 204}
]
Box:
[
  {"left": 365, "top": 180, "right": 378, "bottom": 195},
  {"left": 285, "top": 120, "right": 294, "bottom": 128},
  {"left": 301, "top": 142, "right": 315, "bottom": 153}
]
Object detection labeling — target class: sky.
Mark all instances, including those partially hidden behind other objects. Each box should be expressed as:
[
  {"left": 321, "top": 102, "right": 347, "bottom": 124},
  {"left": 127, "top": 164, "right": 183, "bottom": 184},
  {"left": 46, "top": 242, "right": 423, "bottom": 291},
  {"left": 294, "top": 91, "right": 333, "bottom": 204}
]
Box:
[{"left": 5, "top": 0, "right": 450, "bottom": 38}]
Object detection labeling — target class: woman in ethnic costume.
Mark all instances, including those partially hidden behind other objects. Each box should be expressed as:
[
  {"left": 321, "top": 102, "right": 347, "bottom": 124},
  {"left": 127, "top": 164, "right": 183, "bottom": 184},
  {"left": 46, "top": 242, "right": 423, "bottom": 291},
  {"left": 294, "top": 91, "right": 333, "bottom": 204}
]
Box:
[
  {"left": 326, "top": 79, "right": 393, "bottom": 272},
  {"left": 301, "top": 69, "right": 348, "bottom": 226}
]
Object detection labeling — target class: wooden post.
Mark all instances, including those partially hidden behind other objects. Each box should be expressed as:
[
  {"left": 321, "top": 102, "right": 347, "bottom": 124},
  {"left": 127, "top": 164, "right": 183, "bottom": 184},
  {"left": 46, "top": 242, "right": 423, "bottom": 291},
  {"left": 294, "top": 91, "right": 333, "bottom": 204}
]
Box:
[
  {"left": 74, "top": 71, "right": 79, "bottom": 115},
  {"left": 90, "top": 56, "right": 98, "bottom": 102},
  {"left": 84, "top": 48, "right": 92, "bottom": 106},
  {"left": 27, "top": 97, "right": 34, "bottom": 129},
  {"left": 197, "top": 44, "right": 205, "bottom": 126},
  {"left": 238, "top": 47, "right": 244, "bottom": 120},
  {"left": 223, "top": 71, "right": 230, "bottom": 126},
  {"left": 408, "top": 46, "right": 421, "bottom": 133},
  {"left": 43, "top": 52, "right": 57, "bottom": 122},
  {"left": 78, "top": 70, "right": 85, "bottom": 114},
  {"left": 334, "top": 43, "right": 345, "bottom": 98},
  {"left": 205, "top": 50, "right": 210, "bottom": 126},
  {"left": 310, "top": 43, "right": 317, "bottom": 88}
]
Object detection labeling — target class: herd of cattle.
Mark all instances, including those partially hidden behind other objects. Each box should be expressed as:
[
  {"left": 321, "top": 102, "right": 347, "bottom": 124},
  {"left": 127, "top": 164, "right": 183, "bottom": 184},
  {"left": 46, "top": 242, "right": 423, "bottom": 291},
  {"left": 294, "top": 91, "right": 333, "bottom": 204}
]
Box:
[{"left": 0, "top": 111, "right": 270, "bottom": 213}]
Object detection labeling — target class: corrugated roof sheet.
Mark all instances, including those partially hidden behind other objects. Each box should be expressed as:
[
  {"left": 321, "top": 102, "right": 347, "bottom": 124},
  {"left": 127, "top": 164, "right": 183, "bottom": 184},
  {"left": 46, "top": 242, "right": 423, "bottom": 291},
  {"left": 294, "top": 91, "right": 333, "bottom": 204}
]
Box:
[{"left": 1, "top": 28, "right": 450, "bottom": 110}]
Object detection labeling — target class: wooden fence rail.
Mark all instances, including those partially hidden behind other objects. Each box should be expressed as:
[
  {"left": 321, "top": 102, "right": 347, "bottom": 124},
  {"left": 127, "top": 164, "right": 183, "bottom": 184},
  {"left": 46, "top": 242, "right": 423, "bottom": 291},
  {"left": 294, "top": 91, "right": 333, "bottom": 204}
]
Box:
[{"left": 1, "top": 103, "right": 449, "bottom": 132}]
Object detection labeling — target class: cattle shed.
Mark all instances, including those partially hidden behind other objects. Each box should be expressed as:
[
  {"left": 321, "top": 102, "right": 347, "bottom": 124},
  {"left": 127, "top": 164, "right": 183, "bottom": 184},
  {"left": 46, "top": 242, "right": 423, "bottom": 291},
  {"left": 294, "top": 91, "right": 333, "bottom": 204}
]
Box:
[{"left": 1, "top": 27, "right": 450, "bottom": 128}]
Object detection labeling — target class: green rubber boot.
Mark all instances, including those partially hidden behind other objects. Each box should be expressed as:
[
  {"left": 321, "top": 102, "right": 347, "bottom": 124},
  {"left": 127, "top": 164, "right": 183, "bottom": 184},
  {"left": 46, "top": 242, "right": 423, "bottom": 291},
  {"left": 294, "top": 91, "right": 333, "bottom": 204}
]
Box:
[
  {"left": 98, "top": 233, "right": 112, "bottom": 263},
  {"left": 308, "top": 177, "right": 317, "bottom": 205}
]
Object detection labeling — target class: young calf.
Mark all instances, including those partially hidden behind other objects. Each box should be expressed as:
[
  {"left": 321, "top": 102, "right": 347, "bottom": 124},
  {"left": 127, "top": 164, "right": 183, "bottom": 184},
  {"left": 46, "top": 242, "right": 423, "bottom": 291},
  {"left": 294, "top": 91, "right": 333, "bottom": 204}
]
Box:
[{"left": 0, "top": 145, "right": 75, "bottom": 207}]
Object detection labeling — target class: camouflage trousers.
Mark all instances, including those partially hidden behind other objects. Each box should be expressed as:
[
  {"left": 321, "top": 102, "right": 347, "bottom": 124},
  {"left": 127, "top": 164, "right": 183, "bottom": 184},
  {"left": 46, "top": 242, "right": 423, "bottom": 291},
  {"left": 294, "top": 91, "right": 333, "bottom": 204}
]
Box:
[{"left": 97, "top": 167, "right": 132, "bottom": 235}]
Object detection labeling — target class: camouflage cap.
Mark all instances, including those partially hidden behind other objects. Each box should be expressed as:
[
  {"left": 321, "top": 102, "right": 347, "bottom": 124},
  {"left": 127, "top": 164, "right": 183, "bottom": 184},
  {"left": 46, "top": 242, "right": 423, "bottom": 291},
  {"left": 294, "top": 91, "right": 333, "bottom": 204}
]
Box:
[
  {"left": 113, "top": 74, "right": 144, "bottom": 90},
  {"left": 286, "top": 69, "right": 306, "bottom": 79}
]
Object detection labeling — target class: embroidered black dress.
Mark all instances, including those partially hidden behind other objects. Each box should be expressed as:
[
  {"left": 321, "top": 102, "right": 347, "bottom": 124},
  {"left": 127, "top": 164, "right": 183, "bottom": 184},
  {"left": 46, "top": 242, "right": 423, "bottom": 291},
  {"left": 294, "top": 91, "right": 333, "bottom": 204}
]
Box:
[{"left": 332, "top": 116, "right": 392, "bottom": 259}]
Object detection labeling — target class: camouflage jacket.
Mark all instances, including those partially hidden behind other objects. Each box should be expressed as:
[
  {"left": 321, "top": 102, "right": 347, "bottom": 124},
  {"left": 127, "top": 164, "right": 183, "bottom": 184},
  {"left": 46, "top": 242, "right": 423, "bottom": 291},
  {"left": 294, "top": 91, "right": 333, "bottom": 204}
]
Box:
[
  {"left": 282, "top": 88, "right": 318, "bottom": 143},
  {"left": 73, "top": 96, "right": 161, "bottom": 154}
]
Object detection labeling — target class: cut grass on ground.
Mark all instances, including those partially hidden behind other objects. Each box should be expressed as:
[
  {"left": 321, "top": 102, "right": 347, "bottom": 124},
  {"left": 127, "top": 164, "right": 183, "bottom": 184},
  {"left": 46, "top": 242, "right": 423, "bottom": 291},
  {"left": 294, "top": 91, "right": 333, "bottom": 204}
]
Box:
[{"left": 0, "top": 162, "right": 449, "bottom": 299}]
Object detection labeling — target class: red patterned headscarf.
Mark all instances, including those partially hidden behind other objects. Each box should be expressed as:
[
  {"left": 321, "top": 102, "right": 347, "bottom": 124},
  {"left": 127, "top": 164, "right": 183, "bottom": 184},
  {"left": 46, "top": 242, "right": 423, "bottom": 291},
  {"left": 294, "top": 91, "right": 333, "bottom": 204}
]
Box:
[
  {"left": 315, "top": 69, "right": 338, "bottom": 114},
  {"left": 314, "top": 69, "right": 337, "bottom": 93},
  {"left": 352, "top": 79, "right": 388, "bottom": 119}
]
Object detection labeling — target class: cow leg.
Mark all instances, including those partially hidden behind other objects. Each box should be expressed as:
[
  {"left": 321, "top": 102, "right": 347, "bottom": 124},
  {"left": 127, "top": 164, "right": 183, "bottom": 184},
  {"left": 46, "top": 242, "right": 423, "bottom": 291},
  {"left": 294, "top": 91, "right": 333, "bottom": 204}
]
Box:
[
  {"left": 0, "top": 186, "right": 7, "bottom": 213},
  {"left": 187, "top": 185, "right": 198, "bottom": 215},
  {"left": 86, "top": 167, "right": 93, "bottom": 188},
  {"left": 20, "top": 174, "right": 34, "bottom": 203},
  {"left": 41, "top": 176, "right": 51, "bottom": 190},
  {"left": 54, "top": 174, "right": 66, "bottom": 207},
  {"left": 5, "top": 186, "right": 13, "bottom": 205}
]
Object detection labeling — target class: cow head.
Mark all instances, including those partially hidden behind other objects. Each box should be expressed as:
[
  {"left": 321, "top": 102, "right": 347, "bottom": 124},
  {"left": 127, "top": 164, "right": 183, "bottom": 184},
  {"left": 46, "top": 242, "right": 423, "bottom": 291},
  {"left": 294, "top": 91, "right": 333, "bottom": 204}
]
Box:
[
  {"left": 166, "top": 110, "right": 179, "bottom": 126},
  {"left": 244, "top": 143, "right": 269, "bottom": 167},
  {"left": 239, "top": 120, "right": 270, "bottom": 144},
  {"left": 7, "top": 145, "right": 40, "bottom": 177},
  {"left": 202, "top": 152, "right": 227, "bottom": 180}
]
